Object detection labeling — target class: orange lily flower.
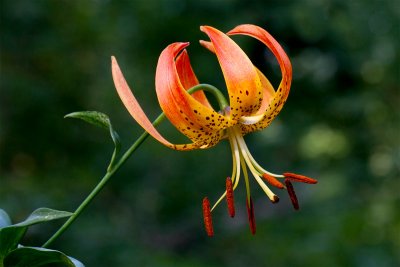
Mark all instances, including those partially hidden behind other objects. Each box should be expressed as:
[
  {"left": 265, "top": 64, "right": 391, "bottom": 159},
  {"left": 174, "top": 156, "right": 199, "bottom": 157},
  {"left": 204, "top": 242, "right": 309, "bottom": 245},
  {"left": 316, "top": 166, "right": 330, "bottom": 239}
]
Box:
[{"left": 111, "top": 24, "right": 317, "bottom": 236}]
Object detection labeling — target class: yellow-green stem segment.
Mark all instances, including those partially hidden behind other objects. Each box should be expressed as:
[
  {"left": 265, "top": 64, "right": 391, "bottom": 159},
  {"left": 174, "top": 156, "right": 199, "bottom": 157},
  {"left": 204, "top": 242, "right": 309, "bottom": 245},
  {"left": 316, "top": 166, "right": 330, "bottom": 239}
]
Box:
[{"left": 42, "top": 84, "right": 226, "bottom": 248}]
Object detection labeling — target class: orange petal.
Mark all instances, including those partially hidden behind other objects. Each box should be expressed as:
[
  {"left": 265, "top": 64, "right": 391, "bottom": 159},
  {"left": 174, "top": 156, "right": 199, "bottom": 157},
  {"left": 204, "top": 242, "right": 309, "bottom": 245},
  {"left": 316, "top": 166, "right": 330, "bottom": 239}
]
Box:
[
  {"left": 240, "top": 68, "right": 276, "bottom": 135},
  {"left": 228, "top": 24, "right": 292, "bottom": 133},
  {"left": 200, "top": 26, "right": 263, "bottom": 120},
  {"left": 175, "top": 50, "right": 213, "bottom": 109},
  {"left": 253, "top": 68, "right": 275, "bottom": 115},
  {"left": 156, "top": 42, "right": 233, "bottom": 147},
  {"left": 200, "top": 40, "right": 275, "bottom": 131},
  {"left": 111, "top": 56, "right": 199, "bottom": 151},
  {"left": 200, "top": 41, "right": 275, "bottom": 118}
]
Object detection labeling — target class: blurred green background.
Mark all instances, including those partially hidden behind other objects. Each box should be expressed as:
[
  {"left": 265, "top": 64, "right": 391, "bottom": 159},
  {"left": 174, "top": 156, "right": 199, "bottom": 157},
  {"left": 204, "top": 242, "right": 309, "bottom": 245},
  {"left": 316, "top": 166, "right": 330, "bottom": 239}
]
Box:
[{"left": 1, "top": 0, "right": 399, "bottom": 266}]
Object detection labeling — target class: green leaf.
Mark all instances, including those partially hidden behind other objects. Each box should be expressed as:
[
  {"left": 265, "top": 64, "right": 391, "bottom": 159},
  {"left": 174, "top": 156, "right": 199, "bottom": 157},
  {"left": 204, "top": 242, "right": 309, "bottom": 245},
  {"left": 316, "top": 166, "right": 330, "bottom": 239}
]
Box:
[
  {"left": 0, "top": 226, "right": 26, "bottom": 264},
  {"left": 64, "top": 111, "right": 121, "bottom": 171},
  {"left": 0, "top": 208, "right": 73, "bottom": 263},
  {"left": 64, "top": 111, "right": 111, "bottom": 130},
  {"left": 0, "top": 209, "right": 11, "bottom": 228},
  {"left": 12, "top": 208, "right": 72, "bottom": 228},
  {"left": 4, "top": 247, "right": 84, "bottom": 267}
]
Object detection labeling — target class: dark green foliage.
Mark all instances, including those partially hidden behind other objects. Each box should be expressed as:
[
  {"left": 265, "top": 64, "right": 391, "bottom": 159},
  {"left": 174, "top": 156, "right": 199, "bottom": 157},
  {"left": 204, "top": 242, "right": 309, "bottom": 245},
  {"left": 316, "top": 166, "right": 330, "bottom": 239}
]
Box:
[{"left": 0, "top": 208, "right": 83, "bottom": 266}]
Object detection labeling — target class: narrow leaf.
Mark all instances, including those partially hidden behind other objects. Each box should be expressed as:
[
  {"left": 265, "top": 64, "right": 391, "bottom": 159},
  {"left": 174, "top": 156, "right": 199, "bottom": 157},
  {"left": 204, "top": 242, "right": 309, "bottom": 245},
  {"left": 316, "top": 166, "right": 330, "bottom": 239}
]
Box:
[
  {"left": 65, "top": 111, "right": 121, "bottom": 171},
  {"left": 64, "top": 111, "right": 110, "bottom": 129},
  {"left": 13, "top": 208, "right": 73, "bottom": 228}
]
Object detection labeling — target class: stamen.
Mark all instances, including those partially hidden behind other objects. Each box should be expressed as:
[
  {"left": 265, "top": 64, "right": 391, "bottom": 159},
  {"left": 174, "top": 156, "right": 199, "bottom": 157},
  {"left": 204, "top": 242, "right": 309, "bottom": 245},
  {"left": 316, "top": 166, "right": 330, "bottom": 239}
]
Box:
[
  {"left": 271, "top": 195, "right": 280, "bottom": 203},
  {"left": 262, "top": 173, "right": 284, "bottom": 189},
  {"left": 202, "top": 197, "right": 214, "bottom": 236},
  {"left": 246, "top": 197, "right": 256, "bottom": 235},
  {"left": 237, "top": 136, "right": 278, "bottom": 202},
  {"left": 211, "top": 132, "right": 241, "bottom": 212},
  {"left": 284, "top": 179, "right": 299, "bottom": 210},
  {"left": 284, "top": 172, "right": 318, "bottom": 184},
  {"left": 226, "top": 177, "right": 235, "bottom": 218}
]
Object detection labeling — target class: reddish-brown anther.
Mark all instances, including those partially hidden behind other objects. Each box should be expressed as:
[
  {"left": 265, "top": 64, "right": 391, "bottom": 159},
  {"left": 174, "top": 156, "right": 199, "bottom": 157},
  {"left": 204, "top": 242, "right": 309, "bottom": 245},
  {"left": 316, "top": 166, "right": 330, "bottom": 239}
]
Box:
[
  {"left": 226, "top": 177, "right": 235, "bottom": 218},
  {"left": 285, "top": 178, "right": 299, "bottom": 210},
  {"left": 262, "top": 173, "right": 284, "bottom": 189},
  {"left": 246, "top": 197, "right": 256, "bottom": 235},
  {"left": 284, "top": 173, "right": 318, "bottom": 184},
  {"left": 202, "top": 197, "right": 214, "bottom": 237}
]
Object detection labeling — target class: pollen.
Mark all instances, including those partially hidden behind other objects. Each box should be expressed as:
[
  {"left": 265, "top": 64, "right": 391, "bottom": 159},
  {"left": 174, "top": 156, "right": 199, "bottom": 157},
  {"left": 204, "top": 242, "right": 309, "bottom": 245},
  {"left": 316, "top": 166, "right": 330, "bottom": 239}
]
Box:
[
  {"left": 284, "top": 179, "right": 299, "bottom": 210},
  {"left": 262, "top": 173, "right": 284, "bottom": 189},
  {"left": 202, "top": 197, "right": 214, "bottom": 236},
  {"left": 284, "top": 173, "right": 318, "bottom": 184},
  {"left": 246, "top": 197, "right": 256, "bottom": 235},
  {"left": 226, "top": 177, "right": 235, "bottom": 218}
]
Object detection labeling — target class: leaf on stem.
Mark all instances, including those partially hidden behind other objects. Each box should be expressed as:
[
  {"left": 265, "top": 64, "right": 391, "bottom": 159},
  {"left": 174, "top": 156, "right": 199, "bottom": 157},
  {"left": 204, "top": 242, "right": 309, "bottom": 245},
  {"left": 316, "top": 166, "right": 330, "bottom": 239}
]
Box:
[
  {"left": 64, "top": 111, "right": 121, "bottom": 171},
  {"left": 0, "top": 208, "right": 73, "bottom": 263},
  {"left": 4, "top": 246, "right": 84, "bottom": 267}
]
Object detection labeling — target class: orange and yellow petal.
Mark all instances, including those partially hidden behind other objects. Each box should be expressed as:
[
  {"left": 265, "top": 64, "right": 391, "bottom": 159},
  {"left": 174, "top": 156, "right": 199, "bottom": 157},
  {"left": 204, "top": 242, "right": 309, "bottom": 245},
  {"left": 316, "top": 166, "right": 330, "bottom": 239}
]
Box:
[
  {"left": 228, "top": 24, "right": 292, "bottom": 134},
  {"left": 156, "top": 42, "right": 233, "bottom": 147},
  {"left": 175, "top": 50, "right": 213, "bottom": 109},
  {"left": 199, "top": 40, "right": 276, "bottom": 130},
  {"left": 111, "top": 56, "right": 199, "bottom": 151},
  {"left": 200, "top": 26, "right": 263, "bottom": 120}
]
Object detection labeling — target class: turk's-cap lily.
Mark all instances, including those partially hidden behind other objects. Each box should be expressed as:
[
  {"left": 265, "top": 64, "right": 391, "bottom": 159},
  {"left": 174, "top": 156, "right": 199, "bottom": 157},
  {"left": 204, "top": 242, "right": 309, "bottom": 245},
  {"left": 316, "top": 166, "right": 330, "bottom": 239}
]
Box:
[{"left": 111, "top": 24, "right": 317, "bottom": 236}]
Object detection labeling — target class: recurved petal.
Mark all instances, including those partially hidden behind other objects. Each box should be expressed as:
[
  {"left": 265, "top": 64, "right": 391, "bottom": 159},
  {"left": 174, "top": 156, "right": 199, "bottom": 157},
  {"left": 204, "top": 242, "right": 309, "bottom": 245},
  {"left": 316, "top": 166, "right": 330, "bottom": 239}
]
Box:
[
  {"left": 156, "top": 42, "right": 233, "bottom": 148},
  {"left": 199, "top": 40, "right": 275, "bottom": 128},
  {"left": 175, "top": 50, "right": 213, "bottom": 109},
  {"left": 200, "top": 26, "right": 263, "bottom": 120},
  {"left": 239, "top": 68, "right": 276, "bottom": 127},
  {"left": 111, "top": 56, "right": 199, "bottom": 151},
  {"left": 228, "top": 24, "right": 292, "bottom": 134}
]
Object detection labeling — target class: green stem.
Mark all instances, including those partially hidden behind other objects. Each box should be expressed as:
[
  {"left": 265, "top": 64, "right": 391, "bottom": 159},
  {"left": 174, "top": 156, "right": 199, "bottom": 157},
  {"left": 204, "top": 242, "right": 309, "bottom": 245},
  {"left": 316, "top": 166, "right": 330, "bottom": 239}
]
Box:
[
  {"left": 188, "top": 84, "right": 229, "bottom": 110},
  {"left": 42, "top": 113, "right": 166, "bottom": 248},
  {"left": 42, "top": 83, "right": 227, "bottom": 248}
]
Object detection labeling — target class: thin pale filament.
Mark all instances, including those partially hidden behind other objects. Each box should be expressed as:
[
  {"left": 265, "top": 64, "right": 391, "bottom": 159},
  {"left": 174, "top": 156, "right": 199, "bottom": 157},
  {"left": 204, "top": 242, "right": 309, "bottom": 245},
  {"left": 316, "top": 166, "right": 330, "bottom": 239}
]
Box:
[
  {"left": 241, "top": 141, "right": 283, "bottom": 178},
  {"left": 234, "top": 128, "right": 276, "bottom": 200},
  {"left": 240, "top": 153, "right": 251, "bottom": 204},
  {"left": 211, "top": 130, "right": 241, "bottom": 211}
]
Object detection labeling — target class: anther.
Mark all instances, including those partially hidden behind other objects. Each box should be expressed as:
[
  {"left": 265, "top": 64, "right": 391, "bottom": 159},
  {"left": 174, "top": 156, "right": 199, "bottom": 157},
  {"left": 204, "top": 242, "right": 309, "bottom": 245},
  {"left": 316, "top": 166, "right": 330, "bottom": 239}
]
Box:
[
  {"left": 246, "top": 197, "right": 256, "bottom": 235},
  {"left": 284, "top": 172, "right": 318, "bottom": 184},
  {"left": 202, "top": 197, "right": 214, "bottom": 237},
  {"left": 262, "top": 173, "right": 284, "bottom": 189},
  {"left": 284, "top": 179, "right": 299, "bottom": 210},
  {"left": 271, "top": 195, "right": 280, "bottom": 203},
  {"left": 226, "top": 177, "right": 235, "bottom": 218}
]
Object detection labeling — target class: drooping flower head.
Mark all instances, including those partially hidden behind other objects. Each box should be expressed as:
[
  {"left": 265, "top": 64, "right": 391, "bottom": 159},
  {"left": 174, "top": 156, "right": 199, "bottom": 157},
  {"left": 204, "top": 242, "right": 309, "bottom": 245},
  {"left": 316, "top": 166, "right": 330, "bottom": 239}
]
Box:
[{"left": 112, "top": 24, "right": 317, "bottom": 236}]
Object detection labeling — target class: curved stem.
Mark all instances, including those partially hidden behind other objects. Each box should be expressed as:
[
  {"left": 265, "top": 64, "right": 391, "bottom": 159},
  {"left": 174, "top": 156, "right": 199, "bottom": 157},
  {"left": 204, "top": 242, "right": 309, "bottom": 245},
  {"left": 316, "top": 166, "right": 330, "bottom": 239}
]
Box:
[
  {"left": 188, "top": 84, "right": 229, "bottom": 110},
  {"left": 42, "top": 83, "right": 226, "bottom": 248},
  {"left": 42, "top": 113, "right": 166, "bottom": 248}
]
